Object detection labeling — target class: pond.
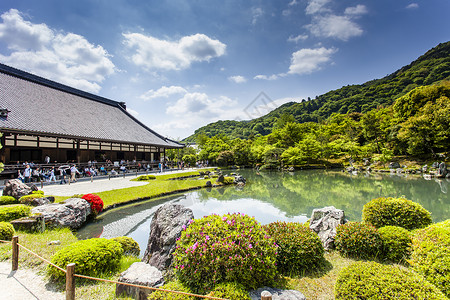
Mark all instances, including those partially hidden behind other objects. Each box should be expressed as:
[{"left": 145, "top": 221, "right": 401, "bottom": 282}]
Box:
[{"left": 77, "top": 169, "right": 450, "bottom": 257}]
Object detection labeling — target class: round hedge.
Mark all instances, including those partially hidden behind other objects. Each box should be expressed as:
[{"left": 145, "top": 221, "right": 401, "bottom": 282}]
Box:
[
  {"left": 362, "top": 197, "right": 432, "bottom": 230},
  {"left": 136, "top": 175, "right": 156, "bottom": 181},
  {"left": 263, "top": 221, "right": 324, "bottom": 275},
  {"left": 0, "top": 205, "right": 31, "bottom": 222},
  {"left": 111, "top": 236, "right": 140, "bottom": 256},
  {"left": 0, "top": 196, "right": 18, "bottom": 206},
  {"left": 335, "top": 261, "right": 447, "bottom": 299},
  {"left": 335, "top": 222, "right": 382, "bottom": 259},
  {"left": 173, "top": 213, "right": 279, "bottom": 293},
  {"left": 378, "top": 225, "right": 412, "bottom": 263},
  {"left": 409, "top": 220, "right": 450, "bottom": 297},
  {"left": 148, "top": 280, "right": 196, "bottom": 300},
  {"left": 49, "top": 238, "right": 123, "bottom": 279},
  {"left": 0, "top": 222, "right": 15, "bottom": 241},
  {"left": 206, "top": 282, "right": 250, "bottom": 300}
]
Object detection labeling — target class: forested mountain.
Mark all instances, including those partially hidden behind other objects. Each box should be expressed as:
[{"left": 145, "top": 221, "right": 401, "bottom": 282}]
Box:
[{"left": 184, "top": 41, "right": 450, "bottom": 142}]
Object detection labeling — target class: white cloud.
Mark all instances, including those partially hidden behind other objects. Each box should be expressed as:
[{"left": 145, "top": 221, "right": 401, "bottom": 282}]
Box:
[
  {"left": 406, "top": 3, "right": 419, "bottom": 9},
  {"left": 254, "top": 74, "right": 280, "bottom": 81},
  {"left": 252, "top": 7, "right": 264, "bottom": 25},
  {"left": 123, "top": 32, "right": 226, "bottom": 71},
  {"left": 289, "top": 0, "right": 298, "bottom": 6},
  {"left": 166, "top": 92, "right": 236, "bottom": 117},
  {"left": 0, "top": 9, "right": 115, "bottom": 93},
  {"left": 306, "top": 14, "right": 364, "bottom": 41},
  {"left": 140, "top": 85, "right": 187, "bottom": 101},
  {"left": 126, "top": 108, "right": 139, "bottom": 117},
  {"left": 228, "top": 75, "right": 247, "bottom": 83},
  {"left": 287, "top": 34, "right": 309, "bottom": 43},
  {"left": 288, "top": 47, "right": 337, "bottom": 75},
  {"left": 344, "top": 5, "right": 368, "bottom": 16},
  {"left": 305, "top": 0, "right": 331, "bottom": 15}
]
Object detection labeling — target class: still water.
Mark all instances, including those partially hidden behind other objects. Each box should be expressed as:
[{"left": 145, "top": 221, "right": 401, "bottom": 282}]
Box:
[{"left": 77, "top": 169, "right": 450, "bottom": 257}]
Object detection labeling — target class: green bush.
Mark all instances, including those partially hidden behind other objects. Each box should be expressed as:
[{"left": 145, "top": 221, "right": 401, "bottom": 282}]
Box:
[
  {"left": 263, "top": 221, "right": 324, "bottom": 275},
  {"left": 148, "top": 280, "right": 196, "bottom": 300},
  {"left": 206, "top": 282, "right": 251, "bottom": 300},
  {"left": 362, "top": 197, "right": 432, "bottom": 230},
  {"left": 31, "top": 190, "right": 44, "bottom": 195},
  {"left": 49, "top": 238, "right": 123, "bottom": 279},
  {"left": 0, "top": 196, "right": 18, "bottom": 205},
  {"left": 409, "top": 220, "right": 450, "bottom": 297},
  {"left": 0, "top": 205, "right": 31, "bottom": 222},
  {"left": 111, "top": 236, "right": 140, "bottom": 256},
  {"left": 173, "top": 213, "right": 279, "bottom": 293},
  {"left": 19, "top": 194, "right": 44, "bottom": 205},
  {"left": 0, "top": 222, "right": 15, "bottom": 241},
  {"left": 335, "top": 222, "right": 382, "bottom": 259},
  {"left": 136, "top": 175, "right": 156, "bottom": 181},
  {"left": 335, "top": 261, "right": 447, "bottom": 299},
  {"left": 378, "top": 226, "right": 412, "bottom": 263}
]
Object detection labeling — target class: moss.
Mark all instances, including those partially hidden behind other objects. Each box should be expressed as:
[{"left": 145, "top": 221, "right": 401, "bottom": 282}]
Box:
[
  {"left": 0, "top": 222, "right": 15, "bottom": 241},
  {"left": 335, "top": 261, "right": 447, "bottom": 299},
  {"left": 362, "top": 197, "right": 432, "bottom": 230},
  {"left": 0, "top": 205, "right": 31, "bottom": 222}
]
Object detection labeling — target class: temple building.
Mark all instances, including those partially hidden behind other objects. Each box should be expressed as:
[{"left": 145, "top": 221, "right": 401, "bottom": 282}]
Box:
[{"left": 0, "top": 63, "right": 183, "bottom": 165}]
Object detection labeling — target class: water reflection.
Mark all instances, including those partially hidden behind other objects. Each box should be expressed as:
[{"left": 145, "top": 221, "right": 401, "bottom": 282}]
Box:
[{"left": 76, "top": 169, "right": 449, "bottom": 257}]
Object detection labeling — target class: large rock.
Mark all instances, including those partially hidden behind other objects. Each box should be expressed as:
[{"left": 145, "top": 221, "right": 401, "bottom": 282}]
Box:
[
  {"left": 216, "top": 174, "right": 225, "bottom": 183},
  {"left": 233, "top": 175, "right": 246, "bottom": 184},
  {"left": 2, "top": 179, "right": 38, "bottom": 200},
  {"left": 115, "top": 262, "right": 163, "bottom": 300},
  {"left": 388, "top": 162, "right": 400, "bottom": 169},
  {"left": 10, "top": 215, "right": 45, "bottom": 233},
  {"left": 249, "top": 287, "right": 306, "bottom": 300},
  {"left": 142, "top": 204, "right": 194, "bottom": 271},
  {"left": 437, "top": 162, "right": 447, "bottom": 178},
  {"left": 309, "top": 206, "right": 346, "bottom": 250},
  {"left": 31, "top": 198, "right": 91, "bottom": 229},
  {"left": 30, "top": 196, "right": 55, "bottom": 206}
]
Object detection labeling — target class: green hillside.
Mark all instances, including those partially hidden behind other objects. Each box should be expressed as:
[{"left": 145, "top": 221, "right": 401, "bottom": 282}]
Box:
[{"left": 184, "top": 41, "right": 450, "bottom": 142}]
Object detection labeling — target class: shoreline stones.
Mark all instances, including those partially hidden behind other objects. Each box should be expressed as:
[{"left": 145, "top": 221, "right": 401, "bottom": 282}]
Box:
[
  {"left": 31, "top": 198, "right": 91, "bottom": 229},
  {"left": 309, "top": 206, "right": 346, "bottom": 250}
]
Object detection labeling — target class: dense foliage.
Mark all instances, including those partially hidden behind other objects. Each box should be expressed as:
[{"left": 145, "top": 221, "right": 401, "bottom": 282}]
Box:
[
  {"left": 0, "top": 205, "right": 31, "bottom": 222},
  {"left": 0, "top": 196, "right": 18, "bottom": 205},
  {"left": 148, "top": 280, "right": 196, "bottom": 300},
  {"left": 0, "top": 222, "right": 15, "bottom": 241},
  {"left": 362, "top": 197, "right": 432, "bottom": 230},
  {"left": 409, "top": 220, "right": 450, "bottom": 297},
  {"left": 111, "top": 236, "right": 140, "bottom": 256},
  {"left": 206, "top": 282, "right": 251, "bottom": 300},
  {"left": 81, "top": 194, "right": 104, "bottom": 215},
  {"left": 263, "top": 221, "right": 324, "bottom": 275},
  {"left": 136, "top": 174, "right": 156, "bottom": 181},
  {"left": 335, "top": 261, "right": 447, "bottom": 300},
  {"left": 173, "top": 213, "right": 279, "bottom": 293},
  {"left": 335, "top": 222, "right": 382, "bottom": 259},
  {"left": 378, "top": 225, "right": 412, "bottom": 263},
  {"left": 49, "top": 238, "right": 123, "bottom": 279}
]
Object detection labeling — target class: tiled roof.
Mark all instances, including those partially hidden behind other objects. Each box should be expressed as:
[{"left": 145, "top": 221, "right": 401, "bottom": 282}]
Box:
[{"left": 0, "top": 64, "right": 183, "bottom": 148}]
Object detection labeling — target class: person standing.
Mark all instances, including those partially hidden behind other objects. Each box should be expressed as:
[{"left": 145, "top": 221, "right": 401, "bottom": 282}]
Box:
[
  {"left": 44, "top": 155, "right": 50, "bottom": 164},
  {"left": 48, "top": 167, "right": 57, "bottom": 182},
  {"left": 70, "top": 165, "right": 80, "bottom": 182},
  {"left": 23, "top": 164, "right": 32, "bottom": 183}
]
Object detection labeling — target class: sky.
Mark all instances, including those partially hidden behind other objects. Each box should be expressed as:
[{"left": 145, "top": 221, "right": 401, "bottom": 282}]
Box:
[{"left": 0, "top": 1, "right": 448, "bottom": 140}]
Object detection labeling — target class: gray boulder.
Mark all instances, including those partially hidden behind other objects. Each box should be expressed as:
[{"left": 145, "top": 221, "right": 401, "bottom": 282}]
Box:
[
  {"left": 288, "top": 166, "right": 295, "bottom": 172},
  {"left": 30, "top": 196, "right": 55, "bottom": 206},
  {"left": 10, "top": 215, "right": 45, "bottom": 233},
  {"left": 233, "top": 175, "right": 246, "bottom": 184},
  {"left": 31, "top": 198, "right": 91, "bottom": 229},
  {"left": 437, "top": 162, "right": 447, "bottom": 178},
  {"left": 2, "top": 179, "right": 38, "bottom": 200},
  {"left": 142, "top": 204, "right": 194, "bottom": 271},
  {"left": 249, "top": 287, "right": 306, "bottom": 300},
  {"left": 432, "top": 161, "right": 440, "bottom": 168},
  {"left": 116, "top": 262, "right": 163, "bottom": 300},
  {"left": 310, "top": 206, "right": 346, "bottom": 250},
  {"left": 216, "top": 174, "right": 224, "bottom": 183},
  {"left": 205, "top": 180, "right": 212, "bottom": 187},
  {"left": 389, "top": 162, "right": 400, "bottom": 169},
  {"left": 422, "top": 165, "right": 428, "bottom": 173}
]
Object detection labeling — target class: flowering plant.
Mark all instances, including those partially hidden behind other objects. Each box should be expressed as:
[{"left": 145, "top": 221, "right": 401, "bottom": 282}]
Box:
[
  {"left": 82, "top": 194, "right": 104, "bottom": 215},
  {"left": 173, "top": 213, "right": 279, "bottom": 293}
]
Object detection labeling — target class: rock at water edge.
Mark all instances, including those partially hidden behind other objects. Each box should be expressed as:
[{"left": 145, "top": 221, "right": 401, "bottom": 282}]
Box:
[
  {"left": 309, "top": 206, "right": 346, "bottom": 250},
  {"left": 31, "top": 198, "right": 91, "bottom": 229}
]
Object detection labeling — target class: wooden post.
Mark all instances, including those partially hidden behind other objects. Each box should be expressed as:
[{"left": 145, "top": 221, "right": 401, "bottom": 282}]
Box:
[
  {"left": 108, "top": 174, "right": 111, "bottom": 180},
  {"left": 91, "top": 176, "right": 93, "bottom": 183},
  {"left": 136, "top": 170, "right": 138, "bottom": 177},
  {"left": 260, "top": 291, "right": 272, "bottom": 300},
  {"left": 123, "top": 172, "right": 125, "bottom": 178},
  {"left": 66, "top": 263, "right": 76, "bottom": 300},
  {"left": 68, "top": 177, "right": 71, "bottom": 185},
  {"left": 12, "top": 236, "right": 19, "bottom": 271},
  {"left": 40, "top": 179, "right": 43, "bottom": 189}
]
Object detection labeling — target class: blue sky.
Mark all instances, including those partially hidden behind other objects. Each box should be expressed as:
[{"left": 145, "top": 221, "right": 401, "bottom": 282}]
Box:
[{"left": 0, "top": 1, "right": 448, "bottom": 139}]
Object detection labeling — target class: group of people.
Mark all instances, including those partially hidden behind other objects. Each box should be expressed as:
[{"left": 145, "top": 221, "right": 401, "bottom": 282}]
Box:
[{"left": 18, "top": 165, "right": 58, "bottom": 183}]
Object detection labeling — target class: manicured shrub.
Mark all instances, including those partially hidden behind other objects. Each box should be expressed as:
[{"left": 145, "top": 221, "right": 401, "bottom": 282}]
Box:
[
  {"left": 378, "top": 225, "right": 412, "bottom": 263},
  {"left": 335, "top": 261, "right": 447, "bottom": 299},
  {"left": 136, "top": 175, "right": 156, "bottom": 181},
  {"left": 81, "top": 194, "right": 104, "bottom": 215},
  {"left": 206, "top": 282, "right": 251, "bottom": 300},
  {"left": 409, "top": 220, "right": 450, "bottom": 297},
  {"left": 148, "top": 280, "right": 196, "bottom": 300},
  {"left": 335, "top": 222, "right": 382, "bottom": 259},
  {"left": 19, "top": 194, "right": 44, "bottom": 205},
  {"left": 263, "top": 221, "right": 324, "bottom": 275},
  {"left": 362, "top": 197, "right": 432, "bottom": 230},
  {"left": 49, "top": 238, "right": 123, "bottom": 279},
  {"left": 31, "top": 190, "right": 44, "bottom": 195},
  {"left": 0, "top": 196, "right": 18, "bottom": 205},
  {"left": 0, "top": 205, "right": 31, "bottom": 222},
  {"left": 0, "top": 222, "right": 15, "bottom": 241},
  {"left": 173, "top": 213, "right": 279, "bottom": 293},
  {"left": 111, "top": 236, "right": 140, "bottom": 256}
]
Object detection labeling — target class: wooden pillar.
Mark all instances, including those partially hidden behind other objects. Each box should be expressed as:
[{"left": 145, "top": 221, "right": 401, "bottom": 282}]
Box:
[
  {"left": 12, "top": 236, "right": 19, "bottom": 271},
  {"left": 66, "top": 263, "right": 76, "bottom": 300},
  {"left": 0, "top": 134, "right": 6, "bottom": 163},
  {"left": 76, "top": 140, "right": 81, "bottom": 164}
]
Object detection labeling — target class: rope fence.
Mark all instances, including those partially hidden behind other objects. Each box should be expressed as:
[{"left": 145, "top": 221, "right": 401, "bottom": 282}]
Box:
[{"left": 0, "top": 236, "right": 239, "bottom": 300}]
